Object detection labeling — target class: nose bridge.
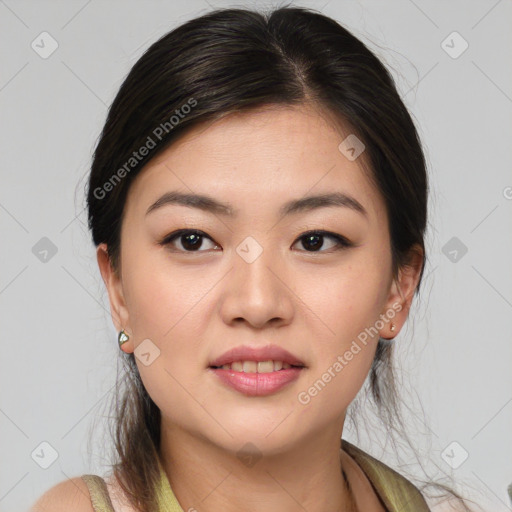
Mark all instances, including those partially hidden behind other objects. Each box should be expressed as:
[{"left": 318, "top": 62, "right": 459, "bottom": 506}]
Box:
[
  {"left": 222, "top": 233, "right": 292, "bottom": 326},
  {"left": 234, "top": 233, "right": 281, "bottom": 298}
]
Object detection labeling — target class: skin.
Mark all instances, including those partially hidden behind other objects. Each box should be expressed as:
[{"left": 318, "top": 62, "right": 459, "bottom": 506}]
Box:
[{"left": 97, "top": 104, "right": 423, "bottom": 512}]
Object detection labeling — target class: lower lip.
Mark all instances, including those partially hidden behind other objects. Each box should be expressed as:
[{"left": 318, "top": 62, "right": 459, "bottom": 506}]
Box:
[{"left": 209, "top": 367, "right": 304, "bottom": 396}]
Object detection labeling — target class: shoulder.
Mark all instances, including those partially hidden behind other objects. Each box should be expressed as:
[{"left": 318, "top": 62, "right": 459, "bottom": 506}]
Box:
[
  {"left": 342, "top": 439, "right": 416, "bottom": 489},
  {"left": 29, "top": 476, "right": 94, "bottom": 512},
  {"left": 342, "top": 439, "right": 421, "bottom": 488},
  {"left": 341, "top": 439, "right": 431, "bottom": 510}
]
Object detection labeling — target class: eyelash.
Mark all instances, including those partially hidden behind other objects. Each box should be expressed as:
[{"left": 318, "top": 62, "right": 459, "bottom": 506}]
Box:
[{"left": 158, "top": 229, "right": 353, "bottom": 254}]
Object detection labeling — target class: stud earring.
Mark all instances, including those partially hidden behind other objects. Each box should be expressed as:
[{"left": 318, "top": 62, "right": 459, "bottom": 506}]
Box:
[
  {"left": 381, "top": 323, "right": 397, "bottom": 342},
  {"left": 118, "top": 329, "right": 130, "bottom": 348}
]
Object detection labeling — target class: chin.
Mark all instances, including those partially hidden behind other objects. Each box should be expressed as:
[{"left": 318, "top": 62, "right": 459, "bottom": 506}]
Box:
[
  {"left": 203, "top": 417, "right": 304, "bottom": 456},
  {"left": 220, "top": 434, "right": 298, "bottom": 461}
]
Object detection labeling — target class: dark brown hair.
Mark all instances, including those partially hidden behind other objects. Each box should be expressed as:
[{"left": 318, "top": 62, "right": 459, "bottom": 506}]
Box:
[{"left": 86, "top": 5, "right": 478, "bottom": 511}]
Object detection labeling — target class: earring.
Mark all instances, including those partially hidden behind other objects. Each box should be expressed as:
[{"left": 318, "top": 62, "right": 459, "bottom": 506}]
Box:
[
  {"left": 381, "top": 323, "right": 397, "bottom": 342},
  {"left": 118, "top": 329, "right": 130, "bottom": 348}
]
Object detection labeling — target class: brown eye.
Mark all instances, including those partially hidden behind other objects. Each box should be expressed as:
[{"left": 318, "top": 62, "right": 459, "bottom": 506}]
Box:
[
  {"left": 293, "top": 231, "right": 351, "bottom": 253},
  {"left": 159, "top": 229, "right": 351, "bottom": 254},
  {"left": 160, "top": 230, "right": 219, "bottom": 252}
]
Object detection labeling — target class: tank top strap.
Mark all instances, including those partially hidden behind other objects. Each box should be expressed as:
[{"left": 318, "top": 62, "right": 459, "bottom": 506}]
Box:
[{"left": 81, "top": 474, "right": 116, "bottom": 512}]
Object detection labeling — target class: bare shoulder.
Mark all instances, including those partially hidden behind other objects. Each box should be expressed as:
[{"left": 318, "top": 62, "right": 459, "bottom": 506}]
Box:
[{"left": 29, "top": 476, "right": 94, "bottom": 512}]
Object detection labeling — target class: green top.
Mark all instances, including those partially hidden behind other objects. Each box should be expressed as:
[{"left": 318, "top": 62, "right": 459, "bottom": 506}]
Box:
[{"left": 81, "top": 439, "right": 431, "bottom": 511}]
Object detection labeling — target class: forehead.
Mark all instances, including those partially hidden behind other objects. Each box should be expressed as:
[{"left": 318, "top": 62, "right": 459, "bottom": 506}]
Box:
[{"left": 124, "top": 105, "right": 386, "bottom": 224}]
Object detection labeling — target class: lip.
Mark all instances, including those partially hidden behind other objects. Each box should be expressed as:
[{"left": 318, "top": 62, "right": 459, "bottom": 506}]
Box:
[
  {"left": 209, "top": 345, "right": 306, "bottom": 368},
  {"left": 209, "top": 366, "right": 303, "bottom": 396}
]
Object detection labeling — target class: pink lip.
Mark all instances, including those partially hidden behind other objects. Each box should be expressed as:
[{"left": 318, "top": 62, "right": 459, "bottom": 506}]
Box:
[
  {"left": 209, "top": 367, "right": 303, "bottom": 396},
  {"left": 209, "top": 345, "right": 306, "bottom": 368}
]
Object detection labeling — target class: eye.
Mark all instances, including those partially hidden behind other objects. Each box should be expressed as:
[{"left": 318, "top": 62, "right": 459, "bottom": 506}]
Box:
[
  {"left": 292, "top": 230, "right": 352, "bottom": 253},
  {"left": 159, "top": 229, "right": 219, "bottom": 252},
  {"left": 159, "top": 229, "right": 352, "bottom": 254}
]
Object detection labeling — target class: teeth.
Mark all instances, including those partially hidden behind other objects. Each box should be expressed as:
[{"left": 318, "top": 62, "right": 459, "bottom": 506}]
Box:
[
  {"left": 243, "top": 361, "right": 257, "bottom": 373},
  {"left": 257, "top": 361, "right": 274, "bottom": 373},
  {"left": 231, "top": 361, "right": 243, "bottom": 372},
  {"left": 216, "top": 360, "right": 297, "bottom": 372}
]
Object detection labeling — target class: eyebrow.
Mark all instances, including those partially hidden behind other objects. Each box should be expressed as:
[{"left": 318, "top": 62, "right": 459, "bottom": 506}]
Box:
[{"left": 145, "top": 191, "right": 368, "bottom": 218}]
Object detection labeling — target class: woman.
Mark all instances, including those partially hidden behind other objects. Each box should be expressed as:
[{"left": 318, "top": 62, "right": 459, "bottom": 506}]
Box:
[{"left": 31, "top": 5, "right": 478, "bottom": 512}]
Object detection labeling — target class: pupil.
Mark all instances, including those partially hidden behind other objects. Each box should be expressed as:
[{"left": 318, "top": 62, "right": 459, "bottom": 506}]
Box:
[
  {"left": 304, "top": 234, "right": 322, "bottom": 251},
  {"left": 183, "top": 233, "right": 201, "bottom": 250}
]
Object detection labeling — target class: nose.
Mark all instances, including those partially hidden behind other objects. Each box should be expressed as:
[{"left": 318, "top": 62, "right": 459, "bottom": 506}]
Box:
[{"left": 219, "top": 243, "right": 294, "bottom": 329}]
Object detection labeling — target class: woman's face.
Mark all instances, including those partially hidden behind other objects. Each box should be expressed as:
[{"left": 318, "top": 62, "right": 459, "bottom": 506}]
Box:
[{"left": 98, "top": 105, "right": 414, "bottom": 456}]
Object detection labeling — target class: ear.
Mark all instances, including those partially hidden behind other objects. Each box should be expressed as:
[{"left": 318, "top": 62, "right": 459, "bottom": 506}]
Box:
[
  {"left": 96, "top": 243, "right": 134, "bottom": 353},
  {"left": 379, "top": 244, "right": 424, "bottom": 340}
]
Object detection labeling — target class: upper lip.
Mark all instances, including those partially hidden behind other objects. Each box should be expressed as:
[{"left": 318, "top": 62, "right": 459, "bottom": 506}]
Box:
[{"left": 209, "top": 345, "right": 306, "bottom": 368}]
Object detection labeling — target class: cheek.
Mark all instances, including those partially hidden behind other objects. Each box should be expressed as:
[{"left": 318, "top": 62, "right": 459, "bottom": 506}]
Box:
[
  {"left": 122, "top": 242, "right": 198, "bottom": 339},
  {"left": 305, "top": 261, "right": 384, "bottom": 340},
  {"left": 299, "top": 260, "right": 384, "bottom": 388},
  {"left": 126, "top": 273, "right": 176, "bottom": 339},
  {"left": 124, "top": 264, "right": 210, "bottom": 426},
  {"left": 122, "top": 252, "right": 212, "bottom": 395}
]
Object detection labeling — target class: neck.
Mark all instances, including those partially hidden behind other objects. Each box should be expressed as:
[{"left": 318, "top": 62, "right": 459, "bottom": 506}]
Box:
[{"left": 159, "top": 421, "right": 357, "bottom": 512}]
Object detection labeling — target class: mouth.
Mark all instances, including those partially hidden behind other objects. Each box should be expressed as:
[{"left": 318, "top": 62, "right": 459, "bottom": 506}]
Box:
[
  {"left": 208, "top": 345, "right": 306, "bottom": 370},
  {"left": 208, "top": 361, "right": 305, "bottom": 397},
  {"left": 208, "top": 345, "right": 306, "bottom": 396},
  {"left": 209, "top": 361, "right": 305, "bottom": 372}
]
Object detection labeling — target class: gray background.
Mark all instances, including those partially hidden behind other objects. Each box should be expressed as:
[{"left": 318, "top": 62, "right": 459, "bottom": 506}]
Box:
[{"left": 1, "top": 0, "right": 511, "bottom": 511}]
